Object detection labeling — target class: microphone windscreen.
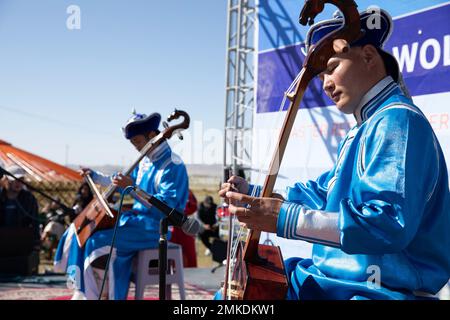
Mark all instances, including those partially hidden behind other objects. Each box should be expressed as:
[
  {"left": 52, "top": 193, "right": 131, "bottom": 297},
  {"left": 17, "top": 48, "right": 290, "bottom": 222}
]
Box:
[{"left": 181, "top": 217, "right": 201, "bottom": 236}]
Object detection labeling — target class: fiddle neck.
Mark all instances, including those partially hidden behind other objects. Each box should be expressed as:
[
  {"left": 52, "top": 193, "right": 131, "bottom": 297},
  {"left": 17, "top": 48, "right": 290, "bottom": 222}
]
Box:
[{"left": 243, "top": 67, "right": 315, "bottom": 262}]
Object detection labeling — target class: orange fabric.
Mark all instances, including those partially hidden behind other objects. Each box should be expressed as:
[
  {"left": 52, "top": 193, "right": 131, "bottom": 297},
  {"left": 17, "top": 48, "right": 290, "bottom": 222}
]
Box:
[{"left": 0, "top": 140, "right": 81, "bottom": 182}]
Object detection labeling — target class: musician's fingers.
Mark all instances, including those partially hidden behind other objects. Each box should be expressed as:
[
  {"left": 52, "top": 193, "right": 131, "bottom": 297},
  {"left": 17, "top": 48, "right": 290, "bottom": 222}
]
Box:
[
  {"left": 244, "top": 223, "right": 261, "bottom": 231},
  {"left": 227, "top": 175, "right": 240, "bottom": 184},
  {"left": 233, "top": 206, "right": 258, "bottom": 225},
  {"left": 225, "top": 191, "right": 253, "bottom": 204},
  {"left": 218, "top": 190, "right": 228, "bottom": 199},
  {"left": 228, "top": 175, "right": 245, "bottom": 187},
  {"left": 237, "top": 220, "right": 252, "bottom": 229},
  {"left": 271, "top": 192, "right": 285, "bottom": 200},
  {"left": 228, "top": 203, "right": 239, "bottom": 215},
  {"left": 218, "top": 183, "right": 231, "bottom": 197},
  {"left": 236, "top": 214, "right": 252, "bottom": 225},
  {"left": 221, "top": 182, "right": 230, "bottom": 189},
  {"left": 78, "top": 167, "right": 91, "bottom": 176},
  {"left": 115, "top": 173, "right": 124, "bottom": 179},
  {"left": 114, "top": 173, "right": 131, "bottom": 184},
  {"left": 232, "top": 206, "right": 243, "bottom": 216},
  {"left": 229, "top": 204, "right": 250, "bottom": 215},
  {"left": 222, "top": 182, "right": 238, "bottom": 191},
  {"left": 219, "top": 183, "right": 238, "bottom": 196}
]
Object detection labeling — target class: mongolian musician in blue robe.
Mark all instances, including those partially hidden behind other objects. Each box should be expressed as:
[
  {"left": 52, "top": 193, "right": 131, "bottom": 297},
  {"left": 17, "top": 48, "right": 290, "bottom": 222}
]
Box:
[
  {"left": 54, "top": 111, "right": 189, "bottom": 300},
  {"left": 220, "top": 9, "right": 450, "bottom": 300}
]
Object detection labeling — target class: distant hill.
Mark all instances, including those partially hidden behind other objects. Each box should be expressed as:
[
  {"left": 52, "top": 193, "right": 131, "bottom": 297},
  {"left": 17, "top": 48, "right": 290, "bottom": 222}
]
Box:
[
  {"left": 67, "top": 164, "right": 124, "bottom": 176},
  {"left": 186, "top": 164, "right": 222, "bottom": 177},
  {"left": 68, "top": 163, "right": 223, "bottom": 177}
]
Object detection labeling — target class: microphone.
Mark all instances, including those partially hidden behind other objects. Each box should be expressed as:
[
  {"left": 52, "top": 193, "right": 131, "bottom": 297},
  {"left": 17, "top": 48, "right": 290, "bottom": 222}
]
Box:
[{"left": 129, "top": 187, "right": 200, "bottom": 236}]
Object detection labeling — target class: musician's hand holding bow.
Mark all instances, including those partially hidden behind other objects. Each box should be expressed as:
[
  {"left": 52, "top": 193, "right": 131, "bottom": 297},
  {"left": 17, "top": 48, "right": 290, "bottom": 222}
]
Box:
[
  {"left": 78, "top": 167, "right": 92, "bottom": 177},
  {"left": 112, "top": 173, "right": 134, "bottom": 189},
  {"left": 225, "top": 191, "right": 283, "bottom": 234}
]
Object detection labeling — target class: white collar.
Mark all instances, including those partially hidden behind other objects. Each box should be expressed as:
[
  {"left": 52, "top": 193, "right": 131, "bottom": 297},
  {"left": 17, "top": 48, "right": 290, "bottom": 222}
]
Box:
[
  {"left": 354, "top": 76, "right": 395, "bottom": 125},
  {"left": 147, "top": 140, "right": 170, "bottom": 163}
]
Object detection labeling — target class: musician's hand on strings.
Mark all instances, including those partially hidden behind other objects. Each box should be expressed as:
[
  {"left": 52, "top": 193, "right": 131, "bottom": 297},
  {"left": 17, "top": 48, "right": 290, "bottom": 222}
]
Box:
[
  {"left": 218, "top": 175, "right": 249, "bottom": 199},
  {"left": 112, "top": 173, "right": 133, "bottom": 189},
  {"left": 225, "top": 191, "right": 282, "bottom": 234},
  {"left": 271, "top": 193, "right": 285, "bottom": 200}
]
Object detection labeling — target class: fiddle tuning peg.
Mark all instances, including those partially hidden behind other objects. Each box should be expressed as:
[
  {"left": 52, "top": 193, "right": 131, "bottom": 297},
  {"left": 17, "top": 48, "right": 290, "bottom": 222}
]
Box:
[
  {"left": 333, "top": 39, "right": 350, "bottom": 54},
  {"left": 162, "top": 119, "right": 183, "bottom": 140},
  {"left": 286, "top": 91, "right": 296, "bottom": 102}
]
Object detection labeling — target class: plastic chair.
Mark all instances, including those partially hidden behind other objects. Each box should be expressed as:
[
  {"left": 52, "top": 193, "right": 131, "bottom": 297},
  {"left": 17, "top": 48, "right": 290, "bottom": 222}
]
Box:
[{"left": 132, "top": 243, "right": 186, "bottom": 300}]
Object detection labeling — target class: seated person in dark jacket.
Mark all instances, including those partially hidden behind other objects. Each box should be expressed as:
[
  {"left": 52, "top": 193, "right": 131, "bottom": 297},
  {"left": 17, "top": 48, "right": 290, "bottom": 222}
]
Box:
[
  {"left": 197, "top": 196, "right": 219, "bottom": 255},
  {"left": 0, "top": 165, "right": 40, "bottom": 250}
]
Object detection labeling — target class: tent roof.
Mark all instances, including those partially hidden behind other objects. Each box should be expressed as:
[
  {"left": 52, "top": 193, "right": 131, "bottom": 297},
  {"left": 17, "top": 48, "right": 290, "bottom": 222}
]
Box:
[{"left": 0, "top": 140, "right": 82, "bottom": 182}]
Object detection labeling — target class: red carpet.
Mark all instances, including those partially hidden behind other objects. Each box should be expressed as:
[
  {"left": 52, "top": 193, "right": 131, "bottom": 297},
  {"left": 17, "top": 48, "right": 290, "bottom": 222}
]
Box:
[{"left": 0, "top": 283, "right": 215, "bottom": 300}]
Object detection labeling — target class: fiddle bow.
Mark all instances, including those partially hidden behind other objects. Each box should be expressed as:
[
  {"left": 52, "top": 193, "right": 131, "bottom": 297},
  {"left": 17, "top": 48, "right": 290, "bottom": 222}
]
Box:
[
  {"left": 222, "top": 0, "right": 363, "bottom": 300},
  {"left": 73, "top": 109, "right": 190, "bottom": 248}
]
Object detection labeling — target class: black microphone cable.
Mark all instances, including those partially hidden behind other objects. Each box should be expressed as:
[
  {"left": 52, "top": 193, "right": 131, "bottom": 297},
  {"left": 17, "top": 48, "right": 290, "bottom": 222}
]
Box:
[{"left": 98, "top": 185, "right": 134, "bottom": 300}]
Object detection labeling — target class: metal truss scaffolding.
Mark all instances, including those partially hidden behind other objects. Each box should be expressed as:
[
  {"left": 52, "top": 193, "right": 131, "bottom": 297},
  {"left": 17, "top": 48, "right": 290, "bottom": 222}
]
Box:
[{"left": 223, "top": 0, "right": 257, "bottom": 180}]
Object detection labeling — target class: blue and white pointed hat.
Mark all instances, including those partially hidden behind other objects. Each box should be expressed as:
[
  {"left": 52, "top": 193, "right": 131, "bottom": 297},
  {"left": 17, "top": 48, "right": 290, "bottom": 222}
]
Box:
[
  {"left": 304, "top": 8, "right": 404, "bottom": 86},
  {"left": 122, "top": 108, "right": 161, "bottom": 139}
]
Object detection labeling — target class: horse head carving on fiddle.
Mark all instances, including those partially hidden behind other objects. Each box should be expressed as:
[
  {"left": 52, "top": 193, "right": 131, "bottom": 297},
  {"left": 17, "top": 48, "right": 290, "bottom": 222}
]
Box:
[
  {"left": 299, "top": 0, "right": 364, "bottom": 76},
  {"left": 161, "top": 109, "right": 190, "bottom": 141}
]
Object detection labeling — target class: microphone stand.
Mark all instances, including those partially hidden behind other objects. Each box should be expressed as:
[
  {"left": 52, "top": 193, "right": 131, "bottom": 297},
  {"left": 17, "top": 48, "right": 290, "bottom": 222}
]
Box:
[
  {"left": 130, "top": 187, "right": 200, "bottom": 300},
  {"left": 159, "top": 217, "right": 169, "bottom": 300}
]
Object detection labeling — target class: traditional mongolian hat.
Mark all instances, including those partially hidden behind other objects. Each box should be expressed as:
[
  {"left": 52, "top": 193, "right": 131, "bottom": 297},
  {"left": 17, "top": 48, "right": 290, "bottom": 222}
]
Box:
[
  {"left": 122, "top": 109, "right": 161, "bottom": 139},
  {"left": 304, "top": 8, "right": 409, "bottom": 95}
]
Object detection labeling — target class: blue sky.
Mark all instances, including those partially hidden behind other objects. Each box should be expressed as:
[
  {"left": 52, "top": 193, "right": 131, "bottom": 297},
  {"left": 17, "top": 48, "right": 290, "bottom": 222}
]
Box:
[{"left": 0, "top": 0, "right": 227, "bottom": 166}]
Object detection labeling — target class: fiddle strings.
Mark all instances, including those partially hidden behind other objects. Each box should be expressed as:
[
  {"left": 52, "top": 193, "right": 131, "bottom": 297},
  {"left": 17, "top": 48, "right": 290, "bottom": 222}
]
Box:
[
  {"left": 226, "top": 68, "right": 305, "bottom": 299},
  {"left": 228, "top": 68, "right": 304, "bottom": 254}
]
